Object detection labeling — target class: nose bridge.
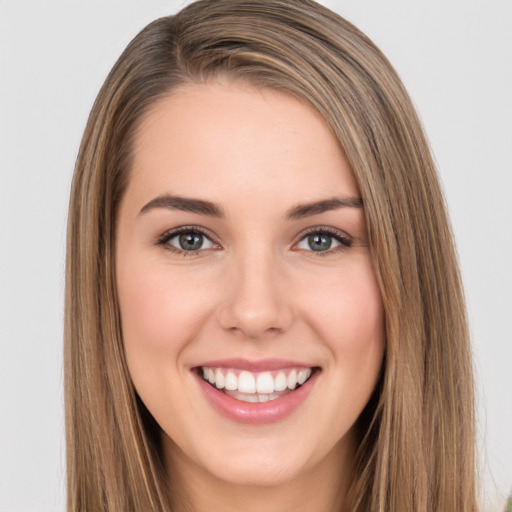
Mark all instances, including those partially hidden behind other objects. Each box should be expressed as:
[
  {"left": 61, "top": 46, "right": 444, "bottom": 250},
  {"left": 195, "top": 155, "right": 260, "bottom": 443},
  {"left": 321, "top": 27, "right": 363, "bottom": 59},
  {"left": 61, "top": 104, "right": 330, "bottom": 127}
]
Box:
[{"left": 218, "top": 244, "right": 293, "bottom": 338}]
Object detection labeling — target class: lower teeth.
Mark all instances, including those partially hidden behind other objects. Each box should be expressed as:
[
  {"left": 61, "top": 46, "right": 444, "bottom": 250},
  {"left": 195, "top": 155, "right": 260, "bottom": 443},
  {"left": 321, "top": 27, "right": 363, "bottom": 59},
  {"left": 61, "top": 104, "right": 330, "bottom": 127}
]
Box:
[{"left": 222, "top": 388, "right": 291, "bottom": 403}]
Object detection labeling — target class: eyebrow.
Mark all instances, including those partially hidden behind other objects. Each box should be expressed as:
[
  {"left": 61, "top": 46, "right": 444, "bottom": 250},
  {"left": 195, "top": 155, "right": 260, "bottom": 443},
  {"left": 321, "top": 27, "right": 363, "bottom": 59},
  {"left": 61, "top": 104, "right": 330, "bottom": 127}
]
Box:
[
  {"left": 138, "top": 194, "right": 362, "bottom": 219},
  {"left": 139, "top": 194, "right": 225, "bottom": 217},
  {"left": 285, "top": 197, "right": 363, "bottom": 219}
]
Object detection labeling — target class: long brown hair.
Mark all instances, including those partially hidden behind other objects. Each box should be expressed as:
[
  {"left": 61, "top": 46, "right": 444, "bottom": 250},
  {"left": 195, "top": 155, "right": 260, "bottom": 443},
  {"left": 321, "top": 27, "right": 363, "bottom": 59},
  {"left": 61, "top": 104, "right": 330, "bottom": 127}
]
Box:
[{"left": 65, "top": 0, "right": 477, "bottom": 510}]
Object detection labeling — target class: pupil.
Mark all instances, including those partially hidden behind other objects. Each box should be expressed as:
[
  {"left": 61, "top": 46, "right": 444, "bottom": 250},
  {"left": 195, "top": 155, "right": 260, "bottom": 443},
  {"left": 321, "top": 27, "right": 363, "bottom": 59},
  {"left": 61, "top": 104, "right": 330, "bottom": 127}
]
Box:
[
  {"left": 308, "top": 234, "right": 331, "bottom": 251},
  {"left": 179, "top": 233, "right": 202, "bottom": 250}
]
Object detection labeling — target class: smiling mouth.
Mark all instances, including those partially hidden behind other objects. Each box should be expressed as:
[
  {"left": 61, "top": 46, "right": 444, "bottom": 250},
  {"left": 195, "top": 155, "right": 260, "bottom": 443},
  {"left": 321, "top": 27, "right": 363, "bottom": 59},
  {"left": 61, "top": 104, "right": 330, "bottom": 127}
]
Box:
[{"left": 197, "top": 366, "right": 318, "bottom": 403}]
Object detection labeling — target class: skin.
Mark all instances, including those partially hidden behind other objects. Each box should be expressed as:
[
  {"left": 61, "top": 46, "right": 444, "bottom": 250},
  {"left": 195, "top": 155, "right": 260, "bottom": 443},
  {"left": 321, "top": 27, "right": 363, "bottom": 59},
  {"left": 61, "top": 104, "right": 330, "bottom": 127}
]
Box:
[{"left": 116, "top": 80, "right": 385, "bottom": 512}]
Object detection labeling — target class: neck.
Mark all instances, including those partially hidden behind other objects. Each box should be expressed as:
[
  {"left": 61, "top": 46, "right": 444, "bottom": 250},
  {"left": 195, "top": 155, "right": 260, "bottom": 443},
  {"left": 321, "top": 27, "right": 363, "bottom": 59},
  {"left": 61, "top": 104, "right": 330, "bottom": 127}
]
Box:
[{"left": 163, "top": 433, "right": 355, "bottom": 512}]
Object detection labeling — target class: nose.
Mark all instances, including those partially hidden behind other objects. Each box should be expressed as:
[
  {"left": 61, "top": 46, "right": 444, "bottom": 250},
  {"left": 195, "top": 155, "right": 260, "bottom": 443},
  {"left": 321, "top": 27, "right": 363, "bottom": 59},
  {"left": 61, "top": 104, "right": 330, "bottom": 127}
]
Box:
[{"left": 217, "top": 251, "right": 294, "bottom": 339}]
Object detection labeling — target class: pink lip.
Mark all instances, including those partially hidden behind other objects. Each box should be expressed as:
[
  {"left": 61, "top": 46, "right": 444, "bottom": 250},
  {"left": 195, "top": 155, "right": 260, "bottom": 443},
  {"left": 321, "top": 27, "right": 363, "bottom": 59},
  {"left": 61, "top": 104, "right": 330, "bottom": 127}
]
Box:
[
  {"left": 196, "top": 358, "right": 312, "bottom": 372},
  {"left": 193, "top": 362, "right": 319, "bottom": 425}
]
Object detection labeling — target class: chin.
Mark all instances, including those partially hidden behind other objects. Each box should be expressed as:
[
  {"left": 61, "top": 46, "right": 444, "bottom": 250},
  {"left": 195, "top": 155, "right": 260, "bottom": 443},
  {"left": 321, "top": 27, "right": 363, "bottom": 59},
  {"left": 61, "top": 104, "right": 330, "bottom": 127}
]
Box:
[{"left": 205, "top": 455, "right": 305, "bottom": 488}]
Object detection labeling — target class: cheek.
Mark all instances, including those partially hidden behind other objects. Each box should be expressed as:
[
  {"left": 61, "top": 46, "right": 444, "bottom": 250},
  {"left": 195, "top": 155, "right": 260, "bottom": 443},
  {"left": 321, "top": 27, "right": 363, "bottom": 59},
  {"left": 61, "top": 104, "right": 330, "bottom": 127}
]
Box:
[
  {"left": 308, "top": 263, "right": 383, "bottom": 342},
  {"left": 116, "top": 261, "right": 222, "bottom": 425},
  {"left": 301, "top": 258, "right": 385, "bottom": 382},
  {"left": 116, "top": 261, "right": 215, "bottom": 366}
]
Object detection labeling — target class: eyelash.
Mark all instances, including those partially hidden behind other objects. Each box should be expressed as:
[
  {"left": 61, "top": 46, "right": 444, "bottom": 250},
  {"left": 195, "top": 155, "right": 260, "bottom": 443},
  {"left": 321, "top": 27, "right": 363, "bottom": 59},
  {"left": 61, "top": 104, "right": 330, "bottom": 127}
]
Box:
[
  {"left": 156, "top": 225, "right": 353, "bottom": 257},
  {"left": 294, "top": 226, "right": 353, "bottom": 256},
  {"left": 156, "top": 226, "right": 220, "bottom": 257}
]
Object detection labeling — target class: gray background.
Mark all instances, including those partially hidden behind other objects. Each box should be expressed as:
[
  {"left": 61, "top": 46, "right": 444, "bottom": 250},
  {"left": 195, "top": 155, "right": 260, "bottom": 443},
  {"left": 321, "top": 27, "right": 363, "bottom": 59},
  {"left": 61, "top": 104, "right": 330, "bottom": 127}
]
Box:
[{"left": 1, "top": 1, "right": 511, "bottom": 510}]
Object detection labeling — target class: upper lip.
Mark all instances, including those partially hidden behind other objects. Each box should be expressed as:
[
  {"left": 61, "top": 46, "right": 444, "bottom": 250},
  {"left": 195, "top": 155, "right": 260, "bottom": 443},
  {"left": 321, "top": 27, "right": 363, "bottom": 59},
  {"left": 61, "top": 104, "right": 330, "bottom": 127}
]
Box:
[{"left": 194, "top": 358, "right": 315, "bottom": 372}]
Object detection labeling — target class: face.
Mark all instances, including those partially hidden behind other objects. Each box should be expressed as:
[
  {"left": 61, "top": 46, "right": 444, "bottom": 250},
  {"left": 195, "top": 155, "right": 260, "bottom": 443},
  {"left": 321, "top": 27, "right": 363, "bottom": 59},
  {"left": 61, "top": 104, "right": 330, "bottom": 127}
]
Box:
[{"left": 116, "top": 81, "right": 384, "bottom": 492}]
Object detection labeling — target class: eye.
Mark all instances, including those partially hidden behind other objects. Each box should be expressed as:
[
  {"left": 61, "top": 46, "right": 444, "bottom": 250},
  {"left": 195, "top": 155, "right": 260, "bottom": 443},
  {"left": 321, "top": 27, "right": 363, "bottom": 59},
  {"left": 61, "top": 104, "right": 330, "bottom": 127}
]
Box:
[
  {"left": 158, "top": 227, "right": 218, "bottom": 253},
  {"left": 296, "top": 229, "right": 352, "bottom": 253}
]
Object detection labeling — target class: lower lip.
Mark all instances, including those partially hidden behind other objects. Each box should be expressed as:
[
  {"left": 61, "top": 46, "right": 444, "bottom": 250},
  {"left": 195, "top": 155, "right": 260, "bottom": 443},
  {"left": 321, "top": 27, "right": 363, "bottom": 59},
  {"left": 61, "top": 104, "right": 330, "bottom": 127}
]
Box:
[{"left": 194, "top": 370, "right": 319, "bottom": 424}]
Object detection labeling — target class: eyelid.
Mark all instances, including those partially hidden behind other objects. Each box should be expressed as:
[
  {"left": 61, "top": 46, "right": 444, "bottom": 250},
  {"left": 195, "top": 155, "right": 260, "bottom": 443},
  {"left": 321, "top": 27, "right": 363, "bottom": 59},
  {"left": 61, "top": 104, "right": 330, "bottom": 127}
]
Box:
[
  {"left": 155, "top": 224, "right": 352, "bottom": 256},
  {"left": 156, "top": 225, "right": 221, "bottom": 253},
  {"left": 293, "top": 226, "right": 353, "bottom": 253}
]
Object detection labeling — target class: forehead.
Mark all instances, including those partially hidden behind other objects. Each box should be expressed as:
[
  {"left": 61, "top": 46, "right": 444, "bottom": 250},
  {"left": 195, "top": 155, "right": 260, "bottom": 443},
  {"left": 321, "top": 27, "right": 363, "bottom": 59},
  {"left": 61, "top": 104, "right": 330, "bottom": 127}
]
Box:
[{"left": 128, "top": 81, "right": 358, "bottom": 209}]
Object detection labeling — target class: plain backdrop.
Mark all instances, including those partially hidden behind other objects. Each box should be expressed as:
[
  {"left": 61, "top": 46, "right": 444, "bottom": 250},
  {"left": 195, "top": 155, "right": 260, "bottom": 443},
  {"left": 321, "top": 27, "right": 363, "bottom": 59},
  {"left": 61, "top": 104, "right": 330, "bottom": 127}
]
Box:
[{"left": 1, "top": 1, "right": 511, "bottom": 511}]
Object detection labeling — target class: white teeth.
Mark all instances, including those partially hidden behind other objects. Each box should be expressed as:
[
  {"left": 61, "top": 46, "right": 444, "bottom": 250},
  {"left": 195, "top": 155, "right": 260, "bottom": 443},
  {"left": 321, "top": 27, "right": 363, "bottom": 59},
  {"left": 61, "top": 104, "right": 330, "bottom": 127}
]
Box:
[
  {"left": 274, "top": 372, "right": 288, "bottom": 391},
  {"left": 297, "top": 368, "right": 312, "bottom": 385},
  {"left": 200, "top": 366, "right": 314, "bottom": 399},
  {"left": 225, "top": 371, "right": 238, "bottom": 391},
  {"left": 256, "top": 372, "right": 275, "bottom": 394},
  {"left": 238, "top": 371, "right": 256, "bottom": 393},
  {"left": 287, "top": 369, "right": 297, "bottom": 390},
  {"left": 214, "top": 368, "right": 225, "bottom": 389},
  {"left": 224, "top": 390, "right": 259, "bottom": 403}
]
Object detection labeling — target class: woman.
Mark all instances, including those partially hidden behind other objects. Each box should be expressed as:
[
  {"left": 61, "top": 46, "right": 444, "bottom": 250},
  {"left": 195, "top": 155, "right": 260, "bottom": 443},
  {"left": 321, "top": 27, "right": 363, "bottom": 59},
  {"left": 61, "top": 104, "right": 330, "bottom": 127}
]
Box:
[{"left": 65, "top": 0, "right": 478, "bottom": 510}]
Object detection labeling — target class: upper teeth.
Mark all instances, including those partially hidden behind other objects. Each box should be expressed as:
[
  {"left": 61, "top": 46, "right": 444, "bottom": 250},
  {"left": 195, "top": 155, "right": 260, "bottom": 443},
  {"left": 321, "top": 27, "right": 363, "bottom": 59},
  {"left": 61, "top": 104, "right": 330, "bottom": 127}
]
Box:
[{"left": 201, "top": 367, "right": 313, "bottom": 394}]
